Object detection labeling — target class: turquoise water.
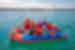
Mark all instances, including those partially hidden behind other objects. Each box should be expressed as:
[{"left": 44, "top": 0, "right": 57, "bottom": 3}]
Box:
[{"left": 0, "top": 10, "right": 75, "bottom": 50}]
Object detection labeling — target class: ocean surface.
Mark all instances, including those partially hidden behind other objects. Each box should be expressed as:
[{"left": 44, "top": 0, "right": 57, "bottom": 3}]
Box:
[{"left": 0, "top": 10, "right": 75, "bottom": 50}]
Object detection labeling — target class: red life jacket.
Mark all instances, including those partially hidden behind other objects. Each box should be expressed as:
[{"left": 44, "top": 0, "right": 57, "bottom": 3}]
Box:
[
  {"left": 47, "top": 24, "right": 58, "bottom": 31},
  {"left": 11, "top": 33, "right": 23, "bottom": 41},
  {"left": 35, "top": 27, "right": 43, "bottom": 36},
  {"left": 24, "top": 23, "right": 32, "bottom": 30},
  {"left": 16, "top": 29, "right": 23, "bottom": 33},
  {"left": 24, "top": 18, "right": 32, "bottom": 30}
]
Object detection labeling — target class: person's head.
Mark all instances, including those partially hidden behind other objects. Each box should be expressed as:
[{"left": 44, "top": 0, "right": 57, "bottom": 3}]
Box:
[
  {"left": 15, "top": 28, "right": 24, "bottom": 34},
  {"left": 25, "top": 18, "right": 31, "bottom": 23}
]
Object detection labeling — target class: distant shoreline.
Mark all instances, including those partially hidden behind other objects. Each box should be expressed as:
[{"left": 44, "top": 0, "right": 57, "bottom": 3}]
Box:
[{"left": 0, "top": 8, "right": 74, "bottom": 11}]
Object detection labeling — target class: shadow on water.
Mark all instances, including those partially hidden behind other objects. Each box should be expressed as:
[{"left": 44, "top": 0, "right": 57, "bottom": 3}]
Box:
[{"left": 8, "top": 40, "right": 70, "bottom": 50}]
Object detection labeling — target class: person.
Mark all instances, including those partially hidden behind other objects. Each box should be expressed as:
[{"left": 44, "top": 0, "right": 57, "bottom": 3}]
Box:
[
  {"left": 11, "top": 28, "right": 23, "bottom": 41},
  {"left": 24, "top": 18, "right": 32, "bottom": 30},
  {"left": 15, "top": 28, "right": 24, "bottom": 33},
  {"left": 47, "top": 23, "right": 59, "bottom": 33},
  {"left": 23, "top": 18, "right": 32, "bottom": 36},
  {"left": 34, "top": 23, "right": 43, "bottom": 36}
]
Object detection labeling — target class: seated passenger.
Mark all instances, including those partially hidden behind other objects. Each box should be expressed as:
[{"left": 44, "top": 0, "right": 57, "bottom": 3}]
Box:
[{"left": 24, "top": 18, "right": 32, "bottom": 30}]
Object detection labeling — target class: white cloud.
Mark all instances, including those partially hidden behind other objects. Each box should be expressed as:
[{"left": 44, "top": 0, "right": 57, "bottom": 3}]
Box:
[
  {"left": 0, "top": 0, "right": 16, "bottom": 3},
  {"left": 0, "top": 0, "right": 74, "bottom": 9}
]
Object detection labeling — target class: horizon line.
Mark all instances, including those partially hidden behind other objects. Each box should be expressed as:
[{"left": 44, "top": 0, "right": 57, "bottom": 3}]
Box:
[{"left": 0, "top": 8, "right": 74, "bottom": 11}]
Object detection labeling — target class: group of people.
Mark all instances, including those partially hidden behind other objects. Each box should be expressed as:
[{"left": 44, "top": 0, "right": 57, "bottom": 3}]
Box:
[{"left": 11, "top": 18, "right": 62, "bottom": 42}]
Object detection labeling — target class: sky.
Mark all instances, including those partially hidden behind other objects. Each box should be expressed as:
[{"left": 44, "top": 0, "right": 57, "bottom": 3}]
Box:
[{"left": 0, "top": 0, "right": 74, "bottom": 8}]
